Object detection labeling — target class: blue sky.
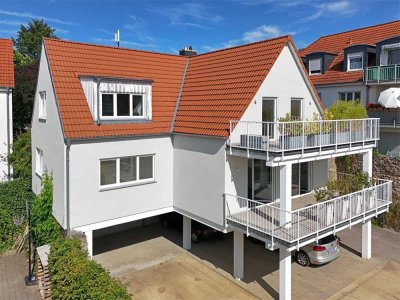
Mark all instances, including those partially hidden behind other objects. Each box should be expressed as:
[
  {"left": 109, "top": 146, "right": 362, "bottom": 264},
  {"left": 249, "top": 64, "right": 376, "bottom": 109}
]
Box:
[{"left": 0, "top": 0, "right": 399, "bottom": 54}]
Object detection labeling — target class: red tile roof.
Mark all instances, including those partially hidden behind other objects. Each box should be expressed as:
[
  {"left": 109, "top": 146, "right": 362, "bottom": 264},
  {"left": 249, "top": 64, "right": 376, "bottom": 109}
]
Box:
[
  {"left": 0, "top": 39, "right": 14, "bottom": 88},
  {"left": 299, "top": 20, "right": 400, "bottom": 86},
  {"left": 44, "top": 35, "right": 316, "bottom": 139}
]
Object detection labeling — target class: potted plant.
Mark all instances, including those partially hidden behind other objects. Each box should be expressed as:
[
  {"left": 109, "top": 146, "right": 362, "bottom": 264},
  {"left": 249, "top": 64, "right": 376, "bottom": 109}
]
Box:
[{"left": 278, "top": 113, "right": 304, "bottom": 150}]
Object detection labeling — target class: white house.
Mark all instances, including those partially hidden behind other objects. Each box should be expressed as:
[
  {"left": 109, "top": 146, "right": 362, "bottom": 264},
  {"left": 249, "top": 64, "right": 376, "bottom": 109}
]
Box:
[
  {"left": 299, "top": 20, "right": 400, "bottom": 156},
  {"left": 32, "top": 36, "right": 392, "bottom": 300},
  {"left": 0, "top": 38, "right": 14, "bottom": 182}
]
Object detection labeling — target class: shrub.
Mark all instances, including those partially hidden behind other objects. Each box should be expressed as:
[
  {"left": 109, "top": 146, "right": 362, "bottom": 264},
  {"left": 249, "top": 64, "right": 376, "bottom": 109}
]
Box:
[
  {"left": 384, "top": 202, "right": 400, "bottom": 232},
  {"left": 8, "top": 131, "right": 32, "bottom": 179},
  {"left": 328, "top": 100, "right": 368, "bottom": 120},
  {"left": 0, "top": 177, "right": 34, "bottom": 253},
  {"left": 49, "top": 237, "right": 131, "bottom": 300},
  {"left": 31, "top": 174, "right": 62, "bottom": 247}
]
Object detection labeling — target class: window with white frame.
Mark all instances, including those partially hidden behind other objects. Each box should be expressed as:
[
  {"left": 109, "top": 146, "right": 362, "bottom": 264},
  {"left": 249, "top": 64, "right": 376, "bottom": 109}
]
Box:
[
  {"left": 35, "top": 148, "right": 44, "bottom": 176},
  {"left": 100, "top": 155, "right": 154, "bottom": 188},
  {"left": 339, "top": 91, "right": 361, "bottom": 102},
  {"left": 309, "top": 58, "right": 322, "bottom": 75},
  {"left": 38, "top": 91, "right": 46, "bottom": 119},
  {"left": 290, "top": 98, "right": 302, "bottom": 119},
  {"left": 100, "top": 93, "right": 145, "bottom": 119},
  {"left": 347, "top": 52, "right": 363, "bottom": 71}
]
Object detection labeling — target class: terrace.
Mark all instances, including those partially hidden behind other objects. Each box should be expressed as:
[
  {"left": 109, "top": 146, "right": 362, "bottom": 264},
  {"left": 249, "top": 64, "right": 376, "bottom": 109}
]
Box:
[{"left": 364, "top": 64, "right": 400, "bottom": 84}]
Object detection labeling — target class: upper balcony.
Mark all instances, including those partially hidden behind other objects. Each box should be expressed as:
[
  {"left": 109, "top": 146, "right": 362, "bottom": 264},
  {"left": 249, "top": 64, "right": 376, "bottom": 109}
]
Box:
[
  {"left": 364, "top": 64, "right": 400, "bottom": 85},
  {"left": 224, "top": 177, "right": 392, "bottom": 250},
  {"left": 228, "top": 118, "right": 379, "bottom": 163},
  {"left": 368, "top": 108, "right": 400, "bottom": 128}
]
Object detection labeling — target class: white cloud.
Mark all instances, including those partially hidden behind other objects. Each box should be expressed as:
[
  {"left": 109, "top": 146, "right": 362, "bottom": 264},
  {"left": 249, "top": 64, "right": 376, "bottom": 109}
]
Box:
[
  {"left": 300, "top": 0, "right": 357, "bottom": 22},
  {"left": 91, "top": 37, "right": 158, "bottom": 50},
  {"left": 0, "top": 19, "right": 26, "bottom": 26},
  {"left": 148, "top": 3, "right": 222, "bottom": 29},
  {"left": 0, "top": 9, "right": 77, "bottom": 25},
  {"left": 202, "top": 24, "right": 295, "bottom": 51}
]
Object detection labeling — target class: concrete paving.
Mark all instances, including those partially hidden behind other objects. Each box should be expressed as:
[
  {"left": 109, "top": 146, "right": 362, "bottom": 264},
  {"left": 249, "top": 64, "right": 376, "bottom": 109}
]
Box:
[
  {"left": 94, "top": 222, "right": 400, "bottom": 300},
  {"left": 0, "top": 251, "right": 39, "bottom": 300}
]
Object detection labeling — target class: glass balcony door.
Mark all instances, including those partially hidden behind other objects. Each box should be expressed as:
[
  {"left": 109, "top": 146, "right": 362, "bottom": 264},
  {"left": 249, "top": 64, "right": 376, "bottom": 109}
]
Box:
[
  {"left": 262, "top": 98, "right": 276, "bottom": 139},
  {"left": 292, "top": 162, "right": 310, "bottom": 196},
  {"left": 248, "top": 159, "right": 274, "bottom": 202}
]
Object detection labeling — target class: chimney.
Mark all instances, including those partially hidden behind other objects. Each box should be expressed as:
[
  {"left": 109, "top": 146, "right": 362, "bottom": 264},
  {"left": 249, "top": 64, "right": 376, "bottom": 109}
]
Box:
[{"left": 179, "top": 46, "right": 197, "bottom": 57}]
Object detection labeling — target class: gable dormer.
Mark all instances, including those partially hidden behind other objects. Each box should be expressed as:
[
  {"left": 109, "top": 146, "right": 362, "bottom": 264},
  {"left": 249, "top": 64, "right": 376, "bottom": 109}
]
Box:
[
  {"left": 80, "top": 77, "right": 152, "bottom": 123},
  {"left": 376, "top": 35, "right": 400, "bottom": 66},
  {"left": 343, "top": 44, "right": 376, "bottom": 71},
  {"left": 305, "top": 52, "right": 337, "bottom": 75}
]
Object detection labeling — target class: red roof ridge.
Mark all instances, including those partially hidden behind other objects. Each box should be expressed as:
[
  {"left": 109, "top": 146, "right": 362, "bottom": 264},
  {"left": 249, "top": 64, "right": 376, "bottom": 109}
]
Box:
[
  {"left": 43, "top": 37, "right": 185, "bottom": 59},
  {"left": 195, "top": 35, "right": 291, "bottom": 57},
  {"left": 312, "top": 20, "right": 400, "bottom": 41}
]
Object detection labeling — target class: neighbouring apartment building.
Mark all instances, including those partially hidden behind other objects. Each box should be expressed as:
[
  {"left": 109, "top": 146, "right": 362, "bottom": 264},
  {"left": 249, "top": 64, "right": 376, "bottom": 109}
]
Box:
[
  {"left": 299, "top": 20, "right": 400, "bottom": 156},
  {"left": 32, "top": 36, "right": 392, "bottom": 300},
  {"left": 0, "top": 38, "right": 14, "bottom": 182}
]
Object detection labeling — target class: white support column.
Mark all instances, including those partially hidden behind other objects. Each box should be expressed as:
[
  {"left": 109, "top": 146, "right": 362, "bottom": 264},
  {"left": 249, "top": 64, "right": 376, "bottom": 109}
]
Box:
[
  {"left": 183, "top": 215, "right": 191, "bottom": 250},
  {"left": 362, "top": 149, "right": 372, "bottom": 259},
  {"left": 233, "top": 230, "right": 244, "bottom": 280},
  {"left": 362, "top": 149, "right": 373, "bottom": 178},
  {"left": 362, "top": 219, "right": 372, "bottom": 259},
  {"left": 84, "top": 230, "right": 93, "bottom": 259},
  {"left": 279, "top": 163, "right": 292, "bottom": 228},
  {"left": 279, "top": 245, "right": 291, "bottom": 300}
]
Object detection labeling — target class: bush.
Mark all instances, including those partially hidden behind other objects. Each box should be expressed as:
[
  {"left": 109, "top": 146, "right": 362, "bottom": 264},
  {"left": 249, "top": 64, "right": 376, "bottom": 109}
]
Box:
[
  {"left": 31, "top": 174, "right": 62, "bottom": 247},
  {"left": 8, "top": 131, "right": 32, "bottom": 179},
  {"left": 384, "top": 202, "right": 400, "bottom": 232},
  {"left": 0, "top": 177, "right": 34, "bottom": 253},
  {"left": 49, "top": 237, "right": 131, "bottom": 300},
  {"left": 328, "top": 100, "right": 368, "bottom": 120}
]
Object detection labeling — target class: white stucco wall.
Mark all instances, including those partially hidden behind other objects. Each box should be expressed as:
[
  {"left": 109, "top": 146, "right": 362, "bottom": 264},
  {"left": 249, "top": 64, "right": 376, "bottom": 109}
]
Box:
[
  {"left": 31, "top": 46, "right": 66, "bottom": 227},
  {"left": 0, "top": 90, "right": 12, "bottom": 182},
  {"left": 69, "top": 136, "right": 173, "bottom": 229}
]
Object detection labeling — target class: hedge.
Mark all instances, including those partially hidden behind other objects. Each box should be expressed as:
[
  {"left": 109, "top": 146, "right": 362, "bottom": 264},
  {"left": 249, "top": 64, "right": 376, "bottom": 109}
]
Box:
[
  {"left": 48, "top": 237, "right": 131, "bottom": 300},
  {"left": 0, "top": 177, "right": 34, "bottom": 253}
]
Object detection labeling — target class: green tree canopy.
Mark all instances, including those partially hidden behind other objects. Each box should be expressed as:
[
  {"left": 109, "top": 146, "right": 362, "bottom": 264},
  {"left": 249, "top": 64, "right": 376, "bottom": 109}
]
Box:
[
  {"left": 328, "top": 100, "right": 368, "bottom": 120},
  {"left": 13, "top": 19, "right": 57, "bottom": 62}
]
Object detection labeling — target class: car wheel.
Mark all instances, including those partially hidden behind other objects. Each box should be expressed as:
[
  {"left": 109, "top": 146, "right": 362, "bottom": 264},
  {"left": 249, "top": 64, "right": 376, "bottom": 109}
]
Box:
[
  {"left": 161, "top": 219, "right": 169, "bottom": 228},
  {"left": 296, "top": 251, "right": 310, "bottom": 267},
  {"left": 191, "top": 232, "right": 200, "bottom": 243}
]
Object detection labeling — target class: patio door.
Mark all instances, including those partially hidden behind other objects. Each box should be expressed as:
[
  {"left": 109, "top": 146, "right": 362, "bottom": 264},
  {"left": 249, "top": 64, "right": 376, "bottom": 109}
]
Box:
[
  {"left": 262, "top": 98, "right": 276, "bottom": 138},
  {"left": 292, "top": 162, "right": 310, "bottom": 196},
  {"left": 248, "top": 159, "right": 275, "bottom": 202}
]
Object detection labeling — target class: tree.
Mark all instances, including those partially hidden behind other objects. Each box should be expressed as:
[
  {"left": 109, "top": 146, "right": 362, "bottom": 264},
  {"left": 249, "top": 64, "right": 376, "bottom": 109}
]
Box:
[
  {"left": 13, "top": 19, "right": 57, "bottom": 62},
  {"left": 328, "top": 100, "right": 368, "bottom": 120},
  {"left": 8, "top": 130, "right": 31, "bottom": 179},
  {"left": 13, "top": 19, "right": 58, "bottom": 133}
]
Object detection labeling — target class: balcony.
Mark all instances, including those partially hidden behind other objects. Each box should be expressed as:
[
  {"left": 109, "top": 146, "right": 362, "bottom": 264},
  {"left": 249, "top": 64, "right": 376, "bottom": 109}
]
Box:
[
  {"left": 367, "top": 109, "right": 400, "bottom": 128},
  {"left": 364, "top": 65, "right": 400, "bottom": 84},
  {"left": 224, "top": 178, "right": 392, "bottom": 250},
  {"left": 228, "top": 118, "right": 379, "bottom": 161}
]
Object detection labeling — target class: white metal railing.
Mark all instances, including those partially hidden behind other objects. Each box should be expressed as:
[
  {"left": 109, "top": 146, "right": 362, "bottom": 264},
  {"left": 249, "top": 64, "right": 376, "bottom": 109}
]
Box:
[
  {"left": 364, "top": 64, "right": 400, "bottom": 84},
  {"left": 228, "top": 118, "right": 379, "bottom": 155},
  {"left": 225, "top": 179, "right": 392, "bottom": 244}
]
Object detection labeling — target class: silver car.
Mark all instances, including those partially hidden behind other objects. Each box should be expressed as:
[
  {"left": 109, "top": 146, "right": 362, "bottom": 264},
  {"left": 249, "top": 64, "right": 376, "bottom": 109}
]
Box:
[{"left": 294, "top": 234, "right": 340, "bottom": 267}]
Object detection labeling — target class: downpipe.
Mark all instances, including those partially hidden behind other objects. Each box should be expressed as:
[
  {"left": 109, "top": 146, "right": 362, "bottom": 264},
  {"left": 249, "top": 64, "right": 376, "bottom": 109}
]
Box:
[{"left": 6, "top": 88, "right": 11, "bottom": 180}]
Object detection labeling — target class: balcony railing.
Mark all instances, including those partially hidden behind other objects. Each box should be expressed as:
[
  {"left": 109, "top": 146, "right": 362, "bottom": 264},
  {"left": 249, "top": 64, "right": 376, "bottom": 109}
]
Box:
[
  {"left": 228, "top": 118, "right": 379, "bottom": 156},
  {"left": 224, "top": 179, "right": 392, "bottom": 247},
  {"left": 368, "top": 109, "right": 400, "bottom": 127},
  {"left": 364, "top": 64, "right": 400, "bottom": 84}
]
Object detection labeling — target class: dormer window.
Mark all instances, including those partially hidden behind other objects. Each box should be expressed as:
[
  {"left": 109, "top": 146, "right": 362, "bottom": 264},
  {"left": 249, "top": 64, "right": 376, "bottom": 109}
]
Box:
[
  {"left": 100, "top": 93, "right": 145, "bottom": 119},
  {"left": 309, "top": 58, "right": 322, "bottom": 75},
  {"left": 388, "top": 48, "right": 400, "bottom": 65},
  {"left": 347, "top": 52, "right": 363, "bottom": 71}
]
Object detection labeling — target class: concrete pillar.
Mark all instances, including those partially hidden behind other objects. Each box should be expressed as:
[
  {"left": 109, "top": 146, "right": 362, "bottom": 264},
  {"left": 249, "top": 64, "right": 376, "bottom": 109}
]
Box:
[
  {"left": 279, "top": 163, "right": 292, "bottom": 228},
  {"left": 362, "top": 220, "right": 372, "bottom": 259},
  {"left": 233, "top": 230, "right": 244, "bottom": 280},
  {"left": 362, "top": 149, "right": 373, "bottom": 178},
  {"left": 84, "top": 230, "right": 93, "bottom": 258},
  {"left": 279, "top": 246, "right": 291, "bottom": 300},
  {"left": 362, "top": 149, "right": 372, "bottom": 259},
  {"left": 183, "top": 215, "right": 191, "bottom": 250}
]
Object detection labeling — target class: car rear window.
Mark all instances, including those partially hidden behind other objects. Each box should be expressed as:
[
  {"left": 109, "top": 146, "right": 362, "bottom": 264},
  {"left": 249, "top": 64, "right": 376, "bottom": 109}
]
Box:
[{"left": 318, "top": 235, "right": 336, "bottom": 245}]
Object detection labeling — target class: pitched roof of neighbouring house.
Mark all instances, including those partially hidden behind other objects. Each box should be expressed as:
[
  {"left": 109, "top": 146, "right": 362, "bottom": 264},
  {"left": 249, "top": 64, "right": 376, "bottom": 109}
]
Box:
[
  {"left": 44, "top": 35, "right": 317, "bottom": 139},
  {"left": 0, "top": 39, "right": 14, "bottom": 88},
  {"left": 299, "top": 20, "right": 400, "bottom": 86}
]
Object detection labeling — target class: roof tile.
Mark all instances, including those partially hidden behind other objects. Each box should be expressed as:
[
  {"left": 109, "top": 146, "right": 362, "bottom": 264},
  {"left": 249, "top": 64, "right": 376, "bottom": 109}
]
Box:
[{"left": 0, "top": 39, "right": 14, "bottom": 88}]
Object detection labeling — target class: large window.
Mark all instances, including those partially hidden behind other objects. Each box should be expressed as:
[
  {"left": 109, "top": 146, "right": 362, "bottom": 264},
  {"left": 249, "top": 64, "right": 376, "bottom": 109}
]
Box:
[
  {"left": 388, "top": 48, "right": 400, "bottom": 65},
  {"left": 38, "top": 91, "right": 46, "bottom": 119},
  {"left": 339, "top": 91, "right": 361, "bottom": 102},
  {"left": 347, "top": 52, "right": 363, "bottom": 71},
  {"left": 290, "top": 98, "right": 302, "bottom": 119},
  {"left": 100, "top": 155, "right": 154, "bottom": 188},
  {"left": 100, "top": 93, "right": 145, "bottom": 119},
  {"left": 309, "top": 58, "right": 322, "bottom": 75},
  {"left": 35, "top": 148, "right": 44, "bottom": 176}
]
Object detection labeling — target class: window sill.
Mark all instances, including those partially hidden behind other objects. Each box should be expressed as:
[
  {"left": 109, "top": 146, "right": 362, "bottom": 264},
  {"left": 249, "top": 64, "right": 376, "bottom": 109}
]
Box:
[
  {"left": 35, "top": 171, "right": 43, "bottom": 178},
  {"left": 99, "top": 179, "right": 156, "bottom": 192},
  {"left": 38, "top": 117, "right": 47, "bottom": 122},
  {"left": 347, "top": 69, "right": 362, "bottom": 72}
]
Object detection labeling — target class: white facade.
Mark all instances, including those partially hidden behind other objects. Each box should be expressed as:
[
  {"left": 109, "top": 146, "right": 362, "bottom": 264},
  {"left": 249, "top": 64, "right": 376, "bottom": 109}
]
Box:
[{"left": 0, "top": 88, "right": 12, "bottom": 182}]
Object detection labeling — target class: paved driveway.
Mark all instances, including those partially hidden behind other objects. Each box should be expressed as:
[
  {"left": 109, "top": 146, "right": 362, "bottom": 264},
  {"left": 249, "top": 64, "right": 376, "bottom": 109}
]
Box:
[{"left": 94, "top": 222, "right": 400, "bottom": 300}]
